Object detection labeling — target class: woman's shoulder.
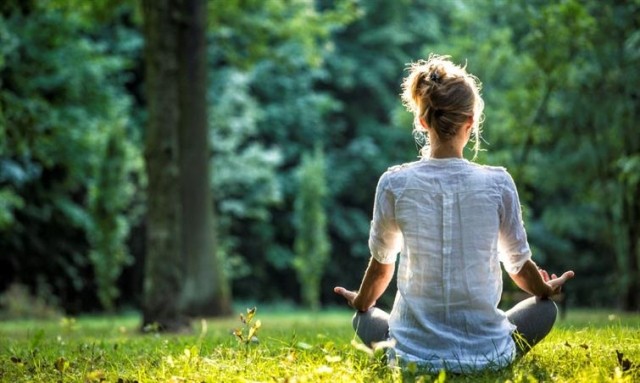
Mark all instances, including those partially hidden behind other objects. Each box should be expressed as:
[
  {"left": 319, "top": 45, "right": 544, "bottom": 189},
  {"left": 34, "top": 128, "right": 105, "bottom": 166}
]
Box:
[
  {"left": 376, "top": 160, "right": 423, "bottom": 190},
  {"left": 473, "top": 163, "right": 509, "bottom": 175},
  {"left": 472, "top": 163, "right": 518, "bottom": 189},
  {"left": 380, "top": 160, "right": 427, "bottom": 182},
  {"left": 385, "top": 160, "right": 424, "bottom": 174}
]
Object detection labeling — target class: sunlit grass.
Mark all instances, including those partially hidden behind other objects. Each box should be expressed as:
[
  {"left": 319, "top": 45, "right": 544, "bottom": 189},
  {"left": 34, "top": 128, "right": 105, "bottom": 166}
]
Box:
[{"left": 0, "top": 307, "right": 638, "bottom": 382}]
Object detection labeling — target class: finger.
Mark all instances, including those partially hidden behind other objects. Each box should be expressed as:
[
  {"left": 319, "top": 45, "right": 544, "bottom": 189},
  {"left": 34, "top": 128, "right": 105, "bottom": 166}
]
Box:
[
  {"left": 540, "top": 269, "right": 550, "bottom": 281},
  {"left": 548, "top": 271, "right": 575, "bottom": 288},
  {"left": 554, "top": 271, "right": 572, "bottom": 283},
  {"left": 334, "top": 286, "right": 357, "bottom": 300},
  {"left": 560, "top": 270, "right": 575, "bottom": 280},
  {"left": 551, "top": 273, "right": 557, "bottom": 280},
  {"left": 334, "top": 286, "right": 349, "bottom": 298}
]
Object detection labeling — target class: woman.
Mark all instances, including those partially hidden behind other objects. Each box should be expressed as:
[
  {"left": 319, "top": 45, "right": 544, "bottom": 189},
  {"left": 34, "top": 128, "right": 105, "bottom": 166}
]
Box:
[{"left": 334, "top": 54, "right": 574, "bottom": 373}]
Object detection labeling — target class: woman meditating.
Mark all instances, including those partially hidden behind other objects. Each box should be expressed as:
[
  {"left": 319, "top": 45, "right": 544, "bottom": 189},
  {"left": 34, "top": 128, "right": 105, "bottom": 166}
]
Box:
[{"left": 334, "top": 54, "right": 574, "bottom": 373}]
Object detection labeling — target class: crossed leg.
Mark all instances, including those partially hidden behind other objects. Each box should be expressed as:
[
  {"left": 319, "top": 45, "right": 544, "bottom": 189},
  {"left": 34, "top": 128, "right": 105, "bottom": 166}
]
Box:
[
  {"left": 352, "top": 307, "right": 390, "bottom": 347},
  {"left": 351, "top": 296, "right": 558, "bottom": 356},
  {"left": 506, "top": 296, "right": 558, "bottom": 356}
]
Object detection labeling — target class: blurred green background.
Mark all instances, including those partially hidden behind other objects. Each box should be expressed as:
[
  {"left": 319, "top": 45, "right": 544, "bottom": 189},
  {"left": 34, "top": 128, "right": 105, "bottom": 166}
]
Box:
[{"left": 0, "top": 0, "right": 638, "bottom": 320}]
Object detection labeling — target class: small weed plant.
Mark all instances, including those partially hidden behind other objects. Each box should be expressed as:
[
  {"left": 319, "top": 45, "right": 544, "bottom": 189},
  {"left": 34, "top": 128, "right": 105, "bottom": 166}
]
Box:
[
  {"left": 232, "top": 307, "right": 261, "bottom": 345},
  {"left": 0, "top": 308, "right": 638, "bottom": 382}
]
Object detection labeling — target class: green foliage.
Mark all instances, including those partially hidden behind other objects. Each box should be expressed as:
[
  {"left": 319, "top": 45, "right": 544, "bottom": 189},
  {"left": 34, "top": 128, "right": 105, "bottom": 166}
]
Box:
[
  {"left": 2, "top": 0, "right": 639, "bottom": 312},
  {"left": 0, "top": 310, "right": 638, "bottom": 382},
  {"left": 0, "top": 188, "right": 23, "bottom": 229},
  {"left": 293, "top": 148, "right": 331, "bottom": 310},
  {"left": 209, "top": 68, "right": 283, "bottom": 281},
  {"left": 0, "top": 3, "right": 142, "bottom": 310},
  {"left": 209, "top": 0, "right": 359, "bottom": 68},
  {"left": 208, "top": 0, "right": 354, "bottom": 301},
  {"left": 87, "top": 125, "right": 141, "bottom": 310}
]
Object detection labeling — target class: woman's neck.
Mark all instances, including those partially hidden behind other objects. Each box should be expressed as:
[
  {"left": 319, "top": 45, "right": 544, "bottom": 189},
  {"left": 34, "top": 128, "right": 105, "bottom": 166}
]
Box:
[
  {"left": 430, "top": 142, "right": 464, "bottom": 159},
  {"left": 426, "top": 124, "right": 471, "bottom": 159}
]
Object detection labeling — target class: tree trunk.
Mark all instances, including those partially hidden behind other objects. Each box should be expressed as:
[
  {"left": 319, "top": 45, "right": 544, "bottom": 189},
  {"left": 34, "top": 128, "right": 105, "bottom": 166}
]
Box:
[
  {"left": 177, "top": 0, "right": 231, "bottom": 316},
  {"left": 141, "top": 0, "right": 231, "bottom": 329},
  {"left": 141, "top": 0, "right": 189, "bottom": 331}
]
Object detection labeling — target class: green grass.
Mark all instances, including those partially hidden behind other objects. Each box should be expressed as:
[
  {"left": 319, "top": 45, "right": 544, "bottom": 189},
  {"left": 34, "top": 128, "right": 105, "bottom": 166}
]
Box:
[{"left": 0, "top": 307, "right": 638, "bottom": 382}]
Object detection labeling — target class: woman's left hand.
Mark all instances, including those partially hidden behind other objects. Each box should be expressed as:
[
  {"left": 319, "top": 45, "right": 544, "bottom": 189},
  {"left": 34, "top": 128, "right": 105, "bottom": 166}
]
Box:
[{"left": 538, "top": 268, "right": 551, "bottom": 282}]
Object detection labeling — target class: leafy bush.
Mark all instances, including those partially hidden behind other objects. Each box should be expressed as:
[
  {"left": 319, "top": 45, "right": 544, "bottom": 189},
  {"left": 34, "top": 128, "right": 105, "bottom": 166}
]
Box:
[
  {"left": 0, "top": 283, "right": 62, "bottom": 320},
  {"left": 0, "top": 3, "right": 143, "bottom": 311}
]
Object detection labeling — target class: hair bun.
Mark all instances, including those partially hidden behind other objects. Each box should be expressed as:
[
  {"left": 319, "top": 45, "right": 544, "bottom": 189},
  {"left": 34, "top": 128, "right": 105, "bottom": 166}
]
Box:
[
  {"left": 428, "top": 66, "right": 445, "bottom": 84},
  {"left": 400, "top": 53, "right": 485, "bottom": 159}
]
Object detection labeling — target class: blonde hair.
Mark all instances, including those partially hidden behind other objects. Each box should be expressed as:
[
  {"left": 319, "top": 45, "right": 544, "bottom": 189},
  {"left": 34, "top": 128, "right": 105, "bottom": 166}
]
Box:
[{"left": 401, "top": 54, "right": 485, "bottom": 159}]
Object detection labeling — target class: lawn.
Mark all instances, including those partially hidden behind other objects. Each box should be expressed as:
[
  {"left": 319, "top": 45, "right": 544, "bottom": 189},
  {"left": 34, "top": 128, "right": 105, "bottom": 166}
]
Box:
[{"left": 0, "top": 306, "right": 638, "bottom": 382}]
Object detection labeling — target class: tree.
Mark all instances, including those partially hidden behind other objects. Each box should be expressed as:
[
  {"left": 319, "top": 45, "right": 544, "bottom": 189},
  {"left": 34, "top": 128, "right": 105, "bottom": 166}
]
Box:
[
  {"left": 141, "top": 0, "right": 185, "bottom": 331},
  {"left": 176, "top": 0, "right": 230, "bottom": 317},
  {"left": 141, "top": 0, "right": 230, "bottom": 331},
  {"left": 293, "top": 148, "right": 330, "bottom": 310}
]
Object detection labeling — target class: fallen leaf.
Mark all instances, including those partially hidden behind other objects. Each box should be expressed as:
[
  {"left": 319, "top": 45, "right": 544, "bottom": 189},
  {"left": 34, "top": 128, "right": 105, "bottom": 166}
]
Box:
[{"left": 616, "top": 350, "right": 634, "bottom": 371}]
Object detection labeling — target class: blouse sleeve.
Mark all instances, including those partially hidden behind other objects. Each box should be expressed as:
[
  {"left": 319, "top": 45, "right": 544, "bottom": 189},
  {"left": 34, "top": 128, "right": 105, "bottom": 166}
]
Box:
[
  {"left": 498, "top": 171, "right": 532, "bottom": 274},
  {"left": 368, "top": 172, "right": 403, "bottom": 264}
]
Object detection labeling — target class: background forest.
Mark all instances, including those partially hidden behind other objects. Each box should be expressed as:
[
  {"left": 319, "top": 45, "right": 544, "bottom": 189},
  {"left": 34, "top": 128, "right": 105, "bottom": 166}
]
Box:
[{"left": 0, "top": 0, "right": 639, "bottom": 321}]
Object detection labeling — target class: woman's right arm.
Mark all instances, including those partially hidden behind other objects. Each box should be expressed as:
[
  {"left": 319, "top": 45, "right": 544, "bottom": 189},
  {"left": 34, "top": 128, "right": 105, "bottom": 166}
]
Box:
[{"left": 509, "top": 259, "right": 574, "bottom": 298}]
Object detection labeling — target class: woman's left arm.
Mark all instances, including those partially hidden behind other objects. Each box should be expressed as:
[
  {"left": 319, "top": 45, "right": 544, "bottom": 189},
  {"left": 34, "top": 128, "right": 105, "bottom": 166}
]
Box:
[
  {"left": 334, "top": 257, "right": 395, "bottom": 312},
  {"left": 334, "top": 172, "right": 399, "bottom": 311}
]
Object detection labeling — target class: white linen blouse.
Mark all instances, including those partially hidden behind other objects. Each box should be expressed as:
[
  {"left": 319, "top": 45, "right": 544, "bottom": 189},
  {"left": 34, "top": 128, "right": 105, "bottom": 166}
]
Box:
[{"left": 368, "top": 158, "right": 532, "bottom": 372}]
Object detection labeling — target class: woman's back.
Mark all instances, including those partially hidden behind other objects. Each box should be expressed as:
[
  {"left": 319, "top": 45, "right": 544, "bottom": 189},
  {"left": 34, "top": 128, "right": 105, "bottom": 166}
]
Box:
[{"left": 376, "top": 158, "right": 527, "bottom": 371}]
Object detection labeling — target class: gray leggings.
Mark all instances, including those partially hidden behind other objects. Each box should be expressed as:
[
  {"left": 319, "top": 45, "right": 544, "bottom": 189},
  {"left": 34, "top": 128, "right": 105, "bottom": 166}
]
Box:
[{"left": 352, "top": 296, "right": 558, "bottom": 356}]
